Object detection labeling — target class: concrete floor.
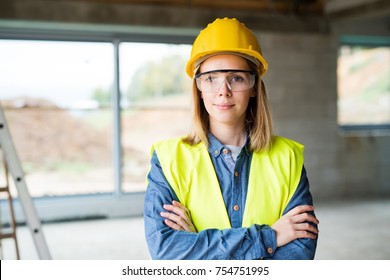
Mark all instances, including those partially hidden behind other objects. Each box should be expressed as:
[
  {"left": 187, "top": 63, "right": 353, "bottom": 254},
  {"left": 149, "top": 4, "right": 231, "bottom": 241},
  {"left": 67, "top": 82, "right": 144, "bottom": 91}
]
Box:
[{"left": 1, "top": 198, "right": 390, "bottom": 260}]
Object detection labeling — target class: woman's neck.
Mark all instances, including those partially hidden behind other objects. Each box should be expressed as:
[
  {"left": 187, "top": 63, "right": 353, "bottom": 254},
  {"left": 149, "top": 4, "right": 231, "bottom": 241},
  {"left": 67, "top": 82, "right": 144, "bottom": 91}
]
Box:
[{"left": 210, "top": 122, "right": 246, "bottom": 147}]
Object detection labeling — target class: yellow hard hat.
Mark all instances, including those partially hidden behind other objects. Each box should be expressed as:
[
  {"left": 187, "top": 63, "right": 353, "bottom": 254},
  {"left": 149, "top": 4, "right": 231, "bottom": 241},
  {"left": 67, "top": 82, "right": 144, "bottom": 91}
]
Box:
[{"left": 186, "top": 17, "right": 268, "bottom": 78}]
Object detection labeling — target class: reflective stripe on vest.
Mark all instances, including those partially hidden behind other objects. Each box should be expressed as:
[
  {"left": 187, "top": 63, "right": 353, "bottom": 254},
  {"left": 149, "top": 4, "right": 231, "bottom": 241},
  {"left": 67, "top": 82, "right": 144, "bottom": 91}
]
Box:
[{"left": 152, "top": 136, "right": 304, "bottom": 231}]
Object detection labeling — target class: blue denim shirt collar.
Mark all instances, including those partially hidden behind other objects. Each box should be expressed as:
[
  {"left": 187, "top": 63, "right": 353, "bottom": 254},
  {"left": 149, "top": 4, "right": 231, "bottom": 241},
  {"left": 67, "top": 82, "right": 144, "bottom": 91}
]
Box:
[{"left": 207, "top": 131, "right": 251, "bottom": 157}]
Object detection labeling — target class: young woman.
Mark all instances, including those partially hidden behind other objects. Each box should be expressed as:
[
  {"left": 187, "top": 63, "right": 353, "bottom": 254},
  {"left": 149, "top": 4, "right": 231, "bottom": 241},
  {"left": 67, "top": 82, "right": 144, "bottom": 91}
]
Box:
[{"left": 144, "top": 17, "right": 319, "bottom": 260}]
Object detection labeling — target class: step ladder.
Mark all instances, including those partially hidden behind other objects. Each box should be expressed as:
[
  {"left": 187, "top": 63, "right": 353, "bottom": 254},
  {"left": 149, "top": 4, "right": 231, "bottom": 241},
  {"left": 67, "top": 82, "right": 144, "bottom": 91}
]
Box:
[
  {"left": 0, "top": 103, "right": 51, "bottom": 259},
  {"left": 0, "top": 149, "right": 20, "bottom": 259}
]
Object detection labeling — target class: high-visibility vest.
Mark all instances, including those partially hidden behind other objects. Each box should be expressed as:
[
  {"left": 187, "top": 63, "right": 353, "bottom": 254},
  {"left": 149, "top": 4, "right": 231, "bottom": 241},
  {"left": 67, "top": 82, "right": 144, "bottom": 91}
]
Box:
[{"left": 152, "top": 136, "right": 304, "bottom": 231}]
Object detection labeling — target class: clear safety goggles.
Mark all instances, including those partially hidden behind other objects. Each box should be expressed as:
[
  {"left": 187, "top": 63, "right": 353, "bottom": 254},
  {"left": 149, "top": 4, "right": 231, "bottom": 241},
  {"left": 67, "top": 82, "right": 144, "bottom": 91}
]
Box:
[{"left": 195, "top": 69, "right": 256, "bottom": 93}]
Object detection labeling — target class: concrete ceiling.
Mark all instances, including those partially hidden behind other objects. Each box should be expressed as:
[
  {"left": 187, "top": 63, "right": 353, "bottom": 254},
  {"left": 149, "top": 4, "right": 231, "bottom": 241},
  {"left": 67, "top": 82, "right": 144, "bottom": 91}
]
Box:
[
  {"left": 81, "top": 0, "right": 325, "bottom": 15},
  {"left": 66, "top": 0, "right": 389, "bottom": 18},
  {"left": 0, "top": 0, "right": 389, "bottom": 34}
]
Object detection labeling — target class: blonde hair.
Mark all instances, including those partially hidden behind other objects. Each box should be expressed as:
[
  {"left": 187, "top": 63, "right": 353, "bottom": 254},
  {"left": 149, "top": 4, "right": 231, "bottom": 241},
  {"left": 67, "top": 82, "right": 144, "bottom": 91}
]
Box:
[{"left": 183, "top": 59, "right": 273, "bottom": 152}]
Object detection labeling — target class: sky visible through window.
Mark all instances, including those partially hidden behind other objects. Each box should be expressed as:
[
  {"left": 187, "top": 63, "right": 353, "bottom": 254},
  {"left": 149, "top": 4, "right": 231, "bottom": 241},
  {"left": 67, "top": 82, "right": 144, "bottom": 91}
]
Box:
[
  {"left": 0, "top": 40, "right": 113, "bottom": 108},
  {"left": 0, "top": 40, "right": 191, "bottom": 109}
]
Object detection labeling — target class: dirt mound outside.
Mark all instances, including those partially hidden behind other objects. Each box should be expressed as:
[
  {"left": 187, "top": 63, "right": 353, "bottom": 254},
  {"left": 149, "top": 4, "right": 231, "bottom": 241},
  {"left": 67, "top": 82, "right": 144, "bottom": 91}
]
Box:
[{"left": 2, "top": 97, "right": 111, "bottom": 167}]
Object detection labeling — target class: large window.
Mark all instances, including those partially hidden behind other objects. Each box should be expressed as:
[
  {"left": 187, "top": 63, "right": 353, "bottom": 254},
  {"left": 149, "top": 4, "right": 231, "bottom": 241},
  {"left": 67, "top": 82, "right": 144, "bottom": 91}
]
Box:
[
  {"left": 119, "top": 43, "right": 192, "bottom": 193},
  {"left": 0, "top": 40, "right": 114, "bottom": 197},
  {"left": 0, "top": 26, "right": 195, "bottom": 221},
  {"left": 337, "top": 36, "right": 390, "bottom": 133},
  {"left": 0, "top": 39, "right": 192, "bottom": 198}
]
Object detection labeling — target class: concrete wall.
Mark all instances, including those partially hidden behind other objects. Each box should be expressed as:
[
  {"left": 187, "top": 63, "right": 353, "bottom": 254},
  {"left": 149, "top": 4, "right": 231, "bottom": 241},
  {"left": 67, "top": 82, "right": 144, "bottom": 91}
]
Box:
[{"left": 1, "top": 0, "right": 389, "bottom": 201}]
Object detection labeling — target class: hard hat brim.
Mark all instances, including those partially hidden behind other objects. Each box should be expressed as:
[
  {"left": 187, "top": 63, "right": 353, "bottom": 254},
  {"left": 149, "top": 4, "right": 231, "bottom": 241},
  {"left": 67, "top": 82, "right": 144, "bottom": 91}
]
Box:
[{"left": 186, "top": 50, "right": 268, "bottom": 78}]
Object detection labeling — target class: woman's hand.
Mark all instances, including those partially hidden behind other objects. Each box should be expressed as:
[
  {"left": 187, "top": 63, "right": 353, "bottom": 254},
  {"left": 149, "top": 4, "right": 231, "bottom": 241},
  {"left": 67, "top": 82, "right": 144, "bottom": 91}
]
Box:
[
  {"left": 160, "top": 200, "right": 197, "bottom": 232},
  {"left": 271, "top": 205, "right": 319, "bottom": 247}
]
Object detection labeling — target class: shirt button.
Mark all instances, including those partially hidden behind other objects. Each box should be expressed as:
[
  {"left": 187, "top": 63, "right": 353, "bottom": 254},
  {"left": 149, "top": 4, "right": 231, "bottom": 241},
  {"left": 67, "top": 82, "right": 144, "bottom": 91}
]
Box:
[
  {"left": 223, "top": 148, "right": 229, "bottom": 154},
  {"left": 233, "top": 205, "right": 240, "bottom": 211},
  {"left": 234, "top": 171, "right": 239, "bottom": 177},
  {"left": 267, "top": 247, "right": 273, "bottom": 254},
  {"left": 214, "top": 150, "right": 219, "bottom": 155}
]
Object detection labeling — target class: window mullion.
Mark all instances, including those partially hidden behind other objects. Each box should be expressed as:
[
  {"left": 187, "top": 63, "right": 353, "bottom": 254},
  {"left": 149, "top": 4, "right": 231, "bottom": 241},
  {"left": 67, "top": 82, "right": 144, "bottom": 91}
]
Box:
[{"left": 113, "top": 39, "right": 122, "bottom": 196}]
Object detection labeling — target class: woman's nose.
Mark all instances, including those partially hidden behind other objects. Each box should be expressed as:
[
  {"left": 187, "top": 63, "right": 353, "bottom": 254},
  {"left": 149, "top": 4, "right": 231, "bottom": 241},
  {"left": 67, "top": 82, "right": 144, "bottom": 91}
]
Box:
[{"left": 217, "top": 80, "right": 232, "bottom": 96}]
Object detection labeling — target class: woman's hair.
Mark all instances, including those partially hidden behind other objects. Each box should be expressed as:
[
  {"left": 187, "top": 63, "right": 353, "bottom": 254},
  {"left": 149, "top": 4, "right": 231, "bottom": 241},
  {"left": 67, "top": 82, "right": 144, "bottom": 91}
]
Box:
[{"left": 182, "top": 58, "right": 273, "bottom": 152}]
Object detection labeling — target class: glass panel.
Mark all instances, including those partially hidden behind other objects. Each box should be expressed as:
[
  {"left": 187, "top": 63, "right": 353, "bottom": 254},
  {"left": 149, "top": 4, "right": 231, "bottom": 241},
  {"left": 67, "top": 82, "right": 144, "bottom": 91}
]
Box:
[
  {"left": 337, "top": 45, "right": 390, "bottom": 126},
  {"left": 0, "top": 40, "right": 114, "bottom": 197},
  {"left": 120, "top": 42, "right": 192, "bottom": 192}
]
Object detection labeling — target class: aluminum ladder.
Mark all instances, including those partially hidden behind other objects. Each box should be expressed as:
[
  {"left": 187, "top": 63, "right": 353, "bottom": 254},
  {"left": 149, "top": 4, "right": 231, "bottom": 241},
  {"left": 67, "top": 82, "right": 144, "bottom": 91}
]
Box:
[{"left": 0, "top": 103, "right": 51, "bottom": 259}]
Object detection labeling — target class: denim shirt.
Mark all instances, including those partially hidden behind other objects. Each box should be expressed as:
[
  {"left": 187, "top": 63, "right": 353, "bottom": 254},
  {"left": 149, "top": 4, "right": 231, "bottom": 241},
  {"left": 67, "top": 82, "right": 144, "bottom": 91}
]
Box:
[{"left": 144, "top": 134, "right": 318, "bottom": 260}]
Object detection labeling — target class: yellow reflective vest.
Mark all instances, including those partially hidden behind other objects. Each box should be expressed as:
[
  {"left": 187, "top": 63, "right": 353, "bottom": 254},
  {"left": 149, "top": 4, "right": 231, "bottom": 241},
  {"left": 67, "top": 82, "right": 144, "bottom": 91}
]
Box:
[{"left": 152, "top": 136, "right": 304, "bottom": 231}]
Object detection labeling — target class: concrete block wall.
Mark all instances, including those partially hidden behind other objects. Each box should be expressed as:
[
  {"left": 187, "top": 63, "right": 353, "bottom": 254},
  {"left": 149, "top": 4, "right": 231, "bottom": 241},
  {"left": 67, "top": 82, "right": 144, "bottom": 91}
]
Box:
[{"left": 259, "top": 32, "right": 390, "bottom": 200}]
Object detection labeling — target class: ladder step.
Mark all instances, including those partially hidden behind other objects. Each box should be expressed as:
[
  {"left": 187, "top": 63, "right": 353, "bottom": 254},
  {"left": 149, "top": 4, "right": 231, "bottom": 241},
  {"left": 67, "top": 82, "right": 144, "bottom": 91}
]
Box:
[
  {"left": 0, "top": 186, "right": 9, "bottom": 192},
  {"left": 0, "top": 232, "right": 16, "bottom": 239}
]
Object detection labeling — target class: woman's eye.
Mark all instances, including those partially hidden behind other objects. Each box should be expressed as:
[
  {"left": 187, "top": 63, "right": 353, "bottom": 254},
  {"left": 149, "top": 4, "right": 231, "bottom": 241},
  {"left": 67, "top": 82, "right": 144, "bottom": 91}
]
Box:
[
  {"left": 204, "top": 75, "right": 215, "bottom": 83},
  {"left": 230, "top": 76, "right": 244, "bottom": 83}
]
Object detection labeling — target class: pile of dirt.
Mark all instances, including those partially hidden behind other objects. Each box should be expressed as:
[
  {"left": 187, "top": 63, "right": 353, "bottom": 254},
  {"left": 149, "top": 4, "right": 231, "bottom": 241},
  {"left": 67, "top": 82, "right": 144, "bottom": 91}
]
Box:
[{"left": 2, "top": 97, "right": 111, "bottom": 166}]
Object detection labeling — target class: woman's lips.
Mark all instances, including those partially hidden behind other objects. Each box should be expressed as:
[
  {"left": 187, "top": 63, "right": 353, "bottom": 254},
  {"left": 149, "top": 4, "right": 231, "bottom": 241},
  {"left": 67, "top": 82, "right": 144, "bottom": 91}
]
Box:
[{"left": 214, "top": 103, "right": 234, "bottom": 110}]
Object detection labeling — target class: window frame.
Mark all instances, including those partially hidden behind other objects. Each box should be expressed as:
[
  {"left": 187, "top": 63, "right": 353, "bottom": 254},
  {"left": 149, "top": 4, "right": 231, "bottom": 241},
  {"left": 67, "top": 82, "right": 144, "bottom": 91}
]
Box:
[
  {"left": 337, "top": 35, "right": 390, "bottom": 136},
  {"left": 0, "top": 20, "right": 196, "bottom": 223}
]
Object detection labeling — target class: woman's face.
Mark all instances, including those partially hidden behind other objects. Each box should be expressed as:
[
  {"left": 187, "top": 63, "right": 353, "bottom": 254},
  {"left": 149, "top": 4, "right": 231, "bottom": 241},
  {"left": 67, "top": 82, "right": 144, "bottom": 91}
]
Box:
[{"left": 198, "top": 54, "right": 255, "bottom": 129}]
